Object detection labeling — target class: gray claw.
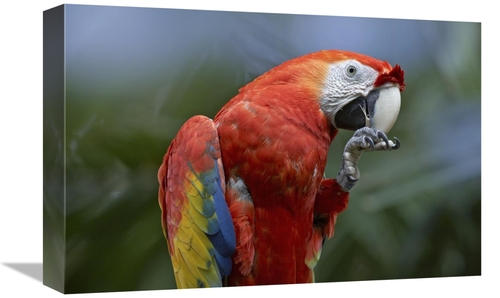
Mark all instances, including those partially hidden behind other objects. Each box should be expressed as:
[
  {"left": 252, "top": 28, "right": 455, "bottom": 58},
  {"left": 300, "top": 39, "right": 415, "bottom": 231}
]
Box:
[
  {"left": 347, "top": 175, "right": 359, "bottom": 183},
  {"left": 392, "top": 137, "right": 401, "bottom": 150},
  {"left": 376, "top": 130, "right": 390, "bottom": 149},
  {"left": 364, "top": 136, "right": 375, "bottom": 150}
]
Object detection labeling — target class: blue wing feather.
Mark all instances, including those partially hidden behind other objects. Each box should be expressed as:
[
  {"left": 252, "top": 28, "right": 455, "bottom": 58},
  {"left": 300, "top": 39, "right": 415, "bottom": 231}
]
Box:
[{"left": 204, "top": 159, "right": 236, "bottom": 276}]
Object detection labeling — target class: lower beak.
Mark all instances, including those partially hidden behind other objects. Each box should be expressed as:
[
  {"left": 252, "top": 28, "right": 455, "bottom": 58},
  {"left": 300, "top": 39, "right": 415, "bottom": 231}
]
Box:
[{"left": 333, "top": 86, "right": 401, "bottom": 134}]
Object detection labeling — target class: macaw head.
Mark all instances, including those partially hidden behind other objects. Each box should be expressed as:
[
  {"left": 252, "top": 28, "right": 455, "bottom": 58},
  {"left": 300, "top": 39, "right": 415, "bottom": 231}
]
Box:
[
  {"left": 233, "top": 49, "right": 405, "bottom": 135},
  {"left": 313, "top": 50, "right": 406, "bottom": 134}
]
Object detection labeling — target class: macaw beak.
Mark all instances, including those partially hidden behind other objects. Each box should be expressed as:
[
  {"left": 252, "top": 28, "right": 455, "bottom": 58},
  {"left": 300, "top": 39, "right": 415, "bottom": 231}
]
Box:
[{"left": 333, "top": 85, "right": 401, "bottom": 134}]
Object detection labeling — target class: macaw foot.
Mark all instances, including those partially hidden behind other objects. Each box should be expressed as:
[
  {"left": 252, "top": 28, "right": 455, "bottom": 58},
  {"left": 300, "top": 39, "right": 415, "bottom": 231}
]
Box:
[{"left": 336, "top": 127, "right": 400, "bottom": 191}]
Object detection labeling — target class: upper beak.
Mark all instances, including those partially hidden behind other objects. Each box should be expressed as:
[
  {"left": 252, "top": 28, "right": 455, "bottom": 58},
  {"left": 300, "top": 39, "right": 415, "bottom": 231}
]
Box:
[{"left": 333, "top": 85, "right": 401, "bottom": 134}]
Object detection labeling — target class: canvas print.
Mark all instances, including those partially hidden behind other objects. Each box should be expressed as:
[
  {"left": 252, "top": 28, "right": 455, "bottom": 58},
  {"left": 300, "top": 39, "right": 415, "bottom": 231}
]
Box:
[{"left": 43, "top": 4, "right": 481, "bottom": 294}]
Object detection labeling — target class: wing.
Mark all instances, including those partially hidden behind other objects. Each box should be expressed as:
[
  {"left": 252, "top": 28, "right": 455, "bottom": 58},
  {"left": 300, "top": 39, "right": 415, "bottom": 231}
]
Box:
[{"left": 158, "top": 115, "right": 236, "bottom": 288}]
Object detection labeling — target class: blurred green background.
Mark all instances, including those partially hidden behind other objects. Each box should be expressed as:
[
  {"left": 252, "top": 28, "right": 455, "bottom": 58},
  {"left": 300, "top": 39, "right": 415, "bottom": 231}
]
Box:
[{"left": 43, "top": 4, "right": 480, "bottom": 293}]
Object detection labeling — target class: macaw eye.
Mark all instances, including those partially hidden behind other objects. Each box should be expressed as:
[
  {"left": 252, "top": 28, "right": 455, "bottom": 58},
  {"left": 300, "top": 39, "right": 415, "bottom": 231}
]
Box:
[{"left": 346, "top": 65, "right": 357, "bottom": 77}]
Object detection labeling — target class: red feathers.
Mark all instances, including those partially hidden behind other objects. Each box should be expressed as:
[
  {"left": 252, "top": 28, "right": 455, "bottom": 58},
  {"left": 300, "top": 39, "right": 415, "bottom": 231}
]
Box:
[
  {"left": 375, "top": 64, "right": 406, "bottom": 91},
  {"left": 309, "top": 50, "right": 405, "bottom": 92}
]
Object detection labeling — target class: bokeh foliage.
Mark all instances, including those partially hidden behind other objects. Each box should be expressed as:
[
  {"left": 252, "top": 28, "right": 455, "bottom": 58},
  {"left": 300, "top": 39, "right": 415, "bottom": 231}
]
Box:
[{"left": 44, "top": 5, "right": 480, "bottom": 293}]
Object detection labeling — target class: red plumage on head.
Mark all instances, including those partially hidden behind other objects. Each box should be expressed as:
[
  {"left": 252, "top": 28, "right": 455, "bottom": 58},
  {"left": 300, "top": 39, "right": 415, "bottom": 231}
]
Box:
[{"left": 375, "top": 64, "right": 405, "bottom": 91}]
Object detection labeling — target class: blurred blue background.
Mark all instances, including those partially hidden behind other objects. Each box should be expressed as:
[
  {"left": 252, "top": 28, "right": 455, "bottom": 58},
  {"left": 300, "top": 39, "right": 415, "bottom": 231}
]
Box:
[{"left": 44, "top": 4, "right": 480, "bottom": 293}]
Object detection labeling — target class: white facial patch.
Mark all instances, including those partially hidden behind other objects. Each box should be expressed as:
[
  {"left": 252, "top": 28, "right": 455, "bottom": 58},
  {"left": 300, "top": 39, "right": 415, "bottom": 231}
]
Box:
[{"left": 320, "top": 60, "right": 379, "bottom": 123}]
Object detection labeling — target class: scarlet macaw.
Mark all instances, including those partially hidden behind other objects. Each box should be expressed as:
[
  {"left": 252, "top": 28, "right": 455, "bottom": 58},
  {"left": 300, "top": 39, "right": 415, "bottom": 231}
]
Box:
[{"left": 158, "top": 50, "right": 405, "bottom": 288}]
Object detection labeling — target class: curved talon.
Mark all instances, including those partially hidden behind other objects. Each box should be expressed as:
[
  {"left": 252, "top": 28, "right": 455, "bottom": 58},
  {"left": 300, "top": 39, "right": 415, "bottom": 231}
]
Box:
[
  {"left": 376, "top": 130, "right": 390, "bottom": 149},
  {"left": 364, "top": 136, "right": 375, "bottom": 150},
  {"left": 392, "top": 137, "right": 401, "bottom": 150},
  {"left": 347, "top": 175, "right": 359, "bottom": 183}
]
